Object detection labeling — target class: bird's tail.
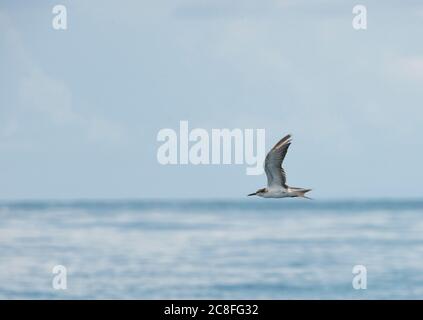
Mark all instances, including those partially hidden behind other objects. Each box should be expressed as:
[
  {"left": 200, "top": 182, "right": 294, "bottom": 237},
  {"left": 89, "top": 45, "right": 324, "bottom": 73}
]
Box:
[{"left": 298, "top": 189, "right": 313, "bottom": 200}]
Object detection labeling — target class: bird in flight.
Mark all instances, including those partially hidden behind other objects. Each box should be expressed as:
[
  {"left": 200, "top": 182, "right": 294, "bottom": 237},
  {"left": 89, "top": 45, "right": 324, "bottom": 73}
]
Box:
[{"left": 248, "top": 134, "right": 312, "bottom": 199}]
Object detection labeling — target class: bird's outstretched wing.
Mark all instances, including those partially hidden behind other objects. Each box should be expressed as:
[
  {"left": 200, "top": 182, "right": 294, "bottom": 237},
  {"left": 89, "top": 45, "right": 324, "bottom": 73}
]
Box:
[{"left": 264, "top": 134, "right": 291, "bottom": 189}]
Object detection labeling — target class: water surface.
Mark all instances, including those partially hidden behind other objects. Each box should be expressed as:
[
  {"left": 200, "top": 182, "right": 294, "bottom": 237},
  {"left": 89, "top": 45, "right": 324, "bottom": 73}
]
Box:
[{"left": 1, "top": 200, "right": 422, "bottom": 299}]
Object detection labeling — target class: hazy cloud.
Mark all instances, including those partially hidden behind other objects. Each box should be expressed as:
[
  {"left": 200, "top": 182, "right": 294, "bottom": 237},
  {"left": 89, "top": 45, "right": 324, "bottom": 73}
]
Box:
[{"left": 0, "top": 9, "right": 127, "bottom": 145}]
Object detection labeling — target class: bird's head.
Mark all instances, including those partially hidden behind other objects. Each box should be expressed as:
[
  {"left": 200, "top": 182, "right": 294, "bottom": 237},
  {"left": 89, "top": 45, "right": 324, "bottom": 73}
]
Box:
[{"left": 248, "top": 188, "right": 267, "bottom": 197}]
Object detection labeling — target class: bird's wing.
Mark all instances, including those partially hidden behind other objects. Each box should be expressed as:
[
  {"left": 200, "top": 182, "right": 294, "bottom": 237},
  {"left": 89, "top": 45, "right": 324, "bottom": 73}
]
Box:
[{"left": 264, "top": 134, "right": 291, "bottom": 189}]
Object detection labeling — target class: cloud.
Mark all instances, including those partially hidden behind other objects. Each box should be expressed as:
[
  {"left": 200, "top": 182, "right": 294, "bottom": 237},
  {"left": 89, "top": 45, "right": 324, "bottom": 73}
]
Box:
[
  {"left": 18, "top": 68, "right": 126, "bottom": 144},
  {"left": 0, "top": 9, "right": 127, "bottom": 145},
  {"left": 213, "top": 18, "right": 291, "bottom": 72},
  {"left": 85, "top": 117, "right": 126, "bottom": 143},
  {"left": 0, "top": 120, "right": 18, "bottom": 139},
  {"left": 19, "top": 68, "right": 76, "bottom": 124},
  {"left": 395, "top": 56, "right": 423, "bottom": 79}
]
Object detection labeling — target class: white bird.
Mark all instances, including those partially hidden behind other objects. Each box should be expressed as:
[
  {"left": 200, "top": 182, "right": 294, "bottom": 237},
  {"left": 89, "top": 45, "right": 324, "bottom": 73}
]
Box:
[{"left": 248, "top": 134, "right": 312, "bottom": 199}]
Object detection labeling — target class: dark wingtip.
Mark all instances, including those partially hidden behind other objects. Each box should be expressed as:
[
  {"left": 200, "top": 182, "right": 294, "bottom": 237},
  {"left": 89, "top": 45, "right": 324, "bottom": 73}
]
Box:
[{"left": 273, "top": 134, "right": 292, "bottom": 149}]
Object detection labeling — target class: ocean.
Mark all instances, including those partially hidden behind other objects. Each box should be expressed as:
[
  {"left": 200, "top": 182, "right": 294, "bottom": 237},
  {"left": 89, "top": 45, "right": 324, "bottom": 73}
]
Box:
[{"left": 1, "top": 200, "right": 423, "bottom": 299}]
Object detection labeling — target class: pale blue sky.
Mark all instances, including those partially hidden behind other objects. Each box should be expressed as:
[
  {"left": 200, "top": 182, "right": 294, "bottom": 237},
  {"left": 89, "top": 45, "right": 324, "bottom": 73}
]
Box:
[{"left": 1, "top": 0, "right": 422, "bottom": 200}]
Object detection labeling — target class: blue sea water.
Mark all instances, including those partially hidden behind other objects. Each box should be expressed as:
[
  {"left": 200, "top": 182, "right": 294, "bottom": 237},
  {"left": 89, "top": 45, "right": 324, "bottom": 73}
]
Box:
[{"left": 1, "top": 199, "right": 423, "bottom": 299}]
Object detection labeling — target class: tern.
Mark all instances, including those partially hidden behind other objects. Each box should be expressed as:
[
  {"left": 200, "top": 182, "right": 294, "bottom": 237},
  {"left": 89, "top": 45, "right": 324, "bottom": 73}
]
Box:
[{"left": 248, "top": 134, "right": 312, "bottom": 199}]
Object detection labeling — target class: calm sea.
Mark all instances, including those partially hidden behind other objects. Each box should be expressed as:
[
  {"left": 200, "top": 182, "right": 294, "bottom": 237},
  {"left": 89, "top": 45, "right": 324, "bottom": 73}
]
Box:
[{"left": 1, "top": 200, "right": 423, "bottom": 299}]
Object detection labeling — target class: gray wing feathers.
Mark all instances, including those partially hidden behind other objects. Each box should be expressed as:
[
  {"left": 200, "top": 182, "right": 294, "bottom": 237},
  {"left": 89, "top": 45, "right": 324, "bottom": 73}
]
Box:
[{"left": 264, "top": 134, "right": 292, "bottom": 189}]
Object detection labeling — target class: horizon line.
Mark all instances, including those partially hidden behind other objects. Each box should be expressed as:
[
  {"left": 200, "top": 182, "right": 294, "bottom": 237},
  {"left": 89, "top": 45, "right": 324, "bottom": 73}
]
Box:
[{"left": 1, "top": 197, "right": 423, "bottom": 204}]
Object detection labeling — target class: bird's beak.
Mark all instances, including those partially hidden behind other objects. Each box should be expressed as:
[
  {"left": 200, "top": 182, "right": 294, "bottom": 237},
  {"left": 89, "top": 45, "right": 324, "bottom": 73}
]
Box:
[{"left": 247, "top": 192, "right": 257, "bottom": 196}]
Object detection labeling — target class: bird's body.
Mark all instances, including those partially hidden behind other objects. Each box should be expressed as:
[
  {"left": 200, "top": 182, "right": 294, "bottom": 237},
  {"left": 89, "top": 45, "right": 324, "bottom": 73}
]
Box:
[
  {"left": 248, "top": 134, "right": 312, "bottom": 199},
  {"left": 256, "top": 187, "right": 311, "bottom": 198}
]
